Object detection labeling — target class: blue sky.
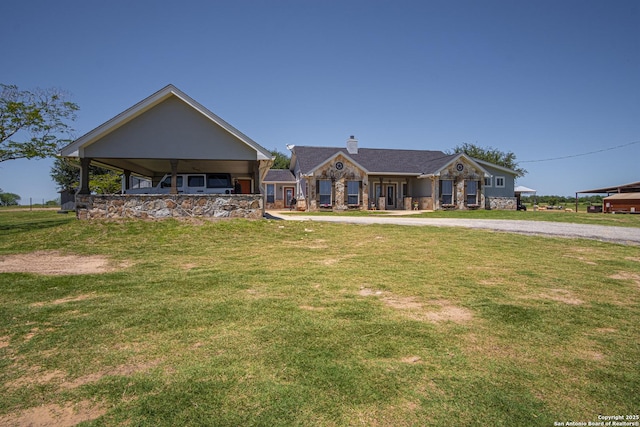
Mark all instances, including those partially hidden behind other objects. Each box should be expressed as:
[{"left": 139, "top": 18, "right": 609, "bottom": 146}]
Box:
[{"left": 1, "top": 0, "right": 638, "bottom": 202}]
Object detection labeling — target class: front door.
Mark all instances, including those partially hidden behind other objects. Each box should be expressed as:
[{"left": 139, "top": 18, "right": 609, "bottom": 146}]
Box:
[
  {"left": 238, "top": 179, "right": 251, "bottom": 194},
  {"left": 386, "top": 184, "right": 396, "bottom": 209},
  {"left": 374, "top": 183, "right": 397, "bottom": 209},
  {"left": 284, "top": 187, "right": 295, "bottom": 208}
]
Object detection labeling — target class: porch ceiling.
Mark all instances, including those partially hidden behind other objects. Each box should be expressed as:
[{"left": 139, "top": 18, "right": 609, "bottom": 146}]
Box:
[{"left": 91, "top": 158, "right": 256, "bottom": 178}]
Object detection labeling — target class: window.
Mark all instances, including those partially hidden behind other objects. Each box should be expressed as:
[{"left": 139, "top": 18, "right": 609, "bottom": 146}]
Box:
[
  {"left": 187, "top": 175, "right": 205, "bottom": 187},
  {"left": 466, "top": 180, "right": 478, "bottom": 205},
  {"left": 440, "top": 180, "right": 453, "bottom": 204},
  {"left": 160, "top": 176, "right": 183, "bottom": 188},
  {"left": 319, "top": 180, "right": 332, "bottom": 206},
  {"left": 495, "top": 176, "right": 505, "bottom": 188},
  {"left": 484, "top": 177, "right": 492, "bottom": 187},
  {"left": 207, "top": 173, "right": 231, "bottom": 188},
  {"left": 347, "top": 181, "right": 360, "bottom": 205},
  {"left": 266, "top": 184, "right": 275, "bottom": 203}
]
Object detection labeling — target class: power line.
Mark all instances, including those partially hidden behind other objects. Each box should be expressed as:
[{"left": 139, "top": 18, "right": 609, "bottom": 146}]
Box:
[{"left": 521, "top": 139, "right": 640, "bottom": 163}]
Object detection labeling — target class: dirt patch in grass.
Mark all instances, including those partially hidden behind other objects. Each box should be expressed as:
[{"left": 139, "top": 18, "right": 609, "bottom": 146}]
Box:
[
  {"left": 0, "top": 400, "right": 105, "bottom": 427},
  {"left": 31, "top": 293, "right": 97, "bottom": 308},
  {"left": 539, "top": 288, "right": 583, "bottom": 305},
  {"left": 359, "top": 288, "right": 384, "bottom": 297},
  {"left": 359, "top": 288, "right": 472, "bottom": 323},
  {"left": 594, "top": 327, "right": 617, "bottom": 334},
  {"left": 60, "top": 359, "right": 162, "bottom": 390},
  {"left": 423, "top": 300, "right": 473, "bottom": 323},
  {"left": 7, "top": 367, "right": 66, "bottom": 389},
  {"left": 0, "top": 251, "right": 128, "bottom": 275},
  {"left": 299, "top": 305, "right": 326, "bottom": 311},
  {"left": 382, "top": 295, "right": 423, "bottom": 310},
  {"left": 400, "top": 356, "right": 422, "bottom": 364},
  {"left": 609, "top": 271, "right": 640, "bottom": 288},
  {"left": 6, "top": 360, "right": 162, "bottom": 391},
  {"left": 285, "top": 239, "right": 329, "bottom": 250},
  {"left": 0, "top": 335, "right": 9, "bottom": 349},
  {"left": 563, "top": 254, "right": 597, "bottom": 265}
]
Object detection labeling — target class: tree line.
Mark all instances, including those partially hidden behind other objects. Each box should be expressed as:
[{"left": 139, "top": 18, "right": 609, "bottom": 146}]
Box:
[{"left": 520, "top": 195, "right": 604, "bottom": 206}]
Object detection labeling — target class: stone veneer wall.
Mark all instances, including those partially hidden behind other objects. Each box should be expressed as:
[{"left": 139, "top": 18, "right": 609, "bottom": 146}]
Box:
[
  {"left": 488, "top": 196, "right": 517, "bottom": 210},
  {"left": 75, "top": 194, "right": 264, "bottom": 220}
]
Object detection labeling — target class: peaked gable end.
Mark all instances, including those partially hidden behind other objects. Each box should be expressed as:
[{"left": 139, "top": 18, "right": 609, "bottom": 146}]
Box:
[
  {"left": 60, "top": 84, "right": 272, "bottom": 161},
  {"left": 84, "top": 95, "right": 257, "bottom": 160}
]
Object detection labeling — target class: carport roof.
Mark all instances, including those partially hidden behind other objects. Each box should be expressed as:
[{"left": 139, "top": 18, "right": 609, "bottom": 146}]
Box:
[
  {"left": 576, "top": 181, "right": 640, "bottom": 194},
  {"left": 59, "top": 84, "right": 272, "bottom": 162},
  {"left": 60, "top": 84, "right": 273, "bottom": 176}
]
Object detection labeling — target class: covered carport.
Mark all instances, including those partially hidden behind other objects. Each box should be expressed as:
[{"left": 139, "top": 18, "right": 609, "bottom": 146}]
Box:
[
  {"left": 575, "top": 181, "right": 640, "bottom": 213},
  {"left": 59, "top": 85, "right": 274, "bottom": 219}
]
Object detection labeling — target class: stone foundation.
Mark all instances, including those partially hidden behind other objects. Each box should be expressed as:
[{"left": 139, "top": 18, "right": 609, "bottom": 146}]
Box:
[
  {"left": 488, "top": 197, "right": 517, "bottom": 210},
  {"left": 75, "top": 194, "right": 264, "bottom": 220}
]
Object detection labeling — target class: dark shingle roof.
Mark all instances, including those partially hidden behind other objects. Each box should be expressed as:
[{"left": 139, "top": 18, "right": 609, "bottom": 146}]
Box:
[
  {"left": 264, "top": 169, "right": 296, "bottom": 182},
  {"left": 293, "top": 146, "right": 457, "bottom": 175}
]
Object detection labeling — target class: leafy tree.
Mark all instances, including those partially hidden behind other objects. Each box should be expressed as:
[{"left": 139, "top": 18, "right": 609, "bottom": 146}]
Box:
[
  {"left": 449, "top": 142, "right": 527, "bottom": 178},
  {"left": 89, "top": 170, "right": 121, "bottom": 194},
  {"left": 270, "top": 149, "right": 290, "bottom": 169},
  {"left": 1, "top": 84, "right": 79, "bottom": 162},
  {"left": 50, "top": 157, "right": 80, "bottom": 192},
  {"left": 50, "top": 157, "right": 121, "bottom": 194},
  {"left": 0, "top": 188, "right": 21, "bottom": 206}
]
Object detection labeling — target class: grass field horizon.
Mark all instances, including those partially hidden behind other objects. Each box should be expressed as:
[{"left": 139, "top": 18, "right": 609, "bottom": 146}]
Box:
[{"left": 0, "top": 211, "right": 638, "bottom": 426}]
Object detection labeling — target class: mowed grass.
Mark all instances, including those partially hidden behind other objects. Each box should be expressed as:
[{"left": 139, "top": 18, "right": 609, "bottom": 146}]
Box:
[
  {"left": 0, "top": 211, "right": 638, "bottom": 426},
  {"left": 285, "top": 207, "right": 640, "bottom": 228}
]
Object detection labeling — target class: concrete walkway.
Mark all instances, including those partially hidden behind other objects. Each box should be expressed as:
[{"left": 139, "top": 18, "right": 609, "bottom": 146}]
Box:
[{"left": 266, "top": 211, "right": 640, "bottom": 246}]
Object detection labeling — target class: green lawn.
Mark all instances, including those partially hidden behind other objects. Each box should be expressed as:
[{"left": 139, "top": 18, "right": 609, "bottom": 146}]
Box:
[
  {"left": 0, "top": 211, "right": 638, "bottom": 426},
  {"left": 285, "top": 207, "right": 640, "bottom": 228}
]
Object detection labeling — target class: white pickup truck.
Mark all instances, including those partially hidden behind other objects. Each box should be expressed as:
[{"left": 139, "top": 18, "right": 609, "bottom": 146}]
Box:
[{"left": 125, "top": 173, "right": 234, "bottom": 194}]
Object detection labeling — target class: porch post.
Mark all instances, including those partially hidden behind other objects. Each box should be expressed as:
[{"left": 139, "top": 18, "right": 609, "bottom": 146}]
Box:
[
  {"left": 123, "top": 170, "right": 131, "bottom": 191},
  {"left": 432, "top": 177, "right": 437, "bottom": 210},
  {"left": 78, "top": 157, "right": 91, "bottom": 195},
  {"left": 306, "top": 176, "right": 312, "bottom": 211},
  {"left": 169, "top": 159, "right": 179, "bottom": 195}
]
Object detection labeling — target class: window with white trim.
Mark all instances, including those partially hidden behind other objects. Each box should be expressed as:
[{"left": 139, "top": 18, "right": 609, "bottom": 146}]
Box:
[
  {"left": 347, "top": 181, "right": 360, "bottom": 205},
  {"left": 484, "top": 176, "right": 492, "bottom": 187},
  {"left": 495, "top": 176, "right": 505, "bottom": 188},
  {"left": 319, "top": 180, "right": 332, "bottom": 206}
]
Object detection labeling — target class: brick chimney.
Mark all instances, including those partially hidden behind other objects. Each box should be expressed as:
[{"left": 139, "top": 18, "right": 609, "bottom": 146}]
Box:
[{"left": 346, "top": 135, "right": 358, "bottom": 154}]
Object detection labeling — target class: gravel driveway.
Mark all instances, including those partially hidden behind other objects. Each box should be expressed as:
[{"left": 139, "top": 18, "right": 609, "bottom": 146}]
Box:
[{"left": 270, "top": 213, "right": 640, "bottom": 246}]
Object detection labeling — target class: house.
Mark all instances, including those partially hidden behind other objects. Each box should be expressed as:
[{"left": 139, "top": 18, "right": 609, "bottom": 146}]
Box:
[
  {"left": 264, "top": 136, "right": 519, "bottom": 211},
  {"left": 263, "top": 169, "right": 297, "bottom": 209},
  {"left": 59, "top": 84, "right": 274, "bottom": 219}
]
